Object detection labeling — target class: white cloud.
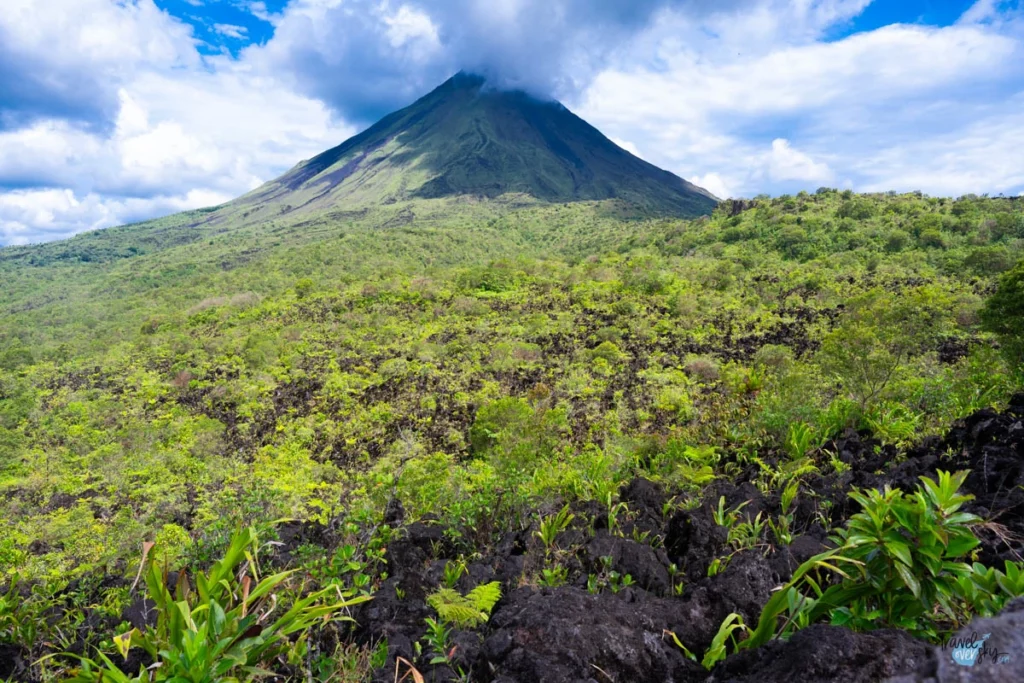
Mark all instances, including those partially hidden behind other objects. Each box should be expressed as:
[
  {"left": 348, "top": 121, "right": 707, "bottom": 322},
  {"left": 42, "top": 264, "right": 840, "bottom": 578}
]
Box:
[
  {"left": 0, "top": 1, "right": 357, "bottom": 245},
  {"left": 611, "top": 137, "right": 644, "bottom": 159},
  {"left": 579, "top": 3, "right": 1024, "bottom": 197},
  {"left": 213, "top": 24, "right": 249, "bottom": 39},
  {"left": 242, "top": 1, "right": 282, "bottom": 25},
  {"left": 690, "top": 173, "right": 730, "bottom": 199},
  {"left": 768, "top": 139, "right": 833, "bottom": 184},
  {"left": 0, "top": 0, "right": 199, "bottom": 128},
  {"left": 0, "top": 188, "right": 232, "bottom": 245},
  {"left": 0, "top": 80, "right": 355, "bottom": 201},
  {"left": 855, "top": 94, "right": 1024, "bottom": 195}
]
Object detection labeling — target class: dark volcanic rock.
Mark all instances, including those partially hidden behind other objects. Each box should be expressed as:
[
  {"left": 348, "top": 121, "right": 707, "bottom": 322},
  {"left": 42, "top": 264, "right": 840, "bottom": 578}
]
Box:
[
  {"left": 681, "top": 550, "right": 781, "bottom": 652},
  {"left": 0, "top": 644, "right": 26, "bottom": 681},
  {"left": 887, "top": 598, "right": 1024, "bottom": 683},
  {"left": 665, "top": 504, "right": 728, "bottom": 582},
  {"left": 482, "top": 586, "right": 706, "bottom": 683},
  {"left": 586, "top": 532, "right": 672, "bottom": 594},
  {"left": 709, "top": 625, "right": 930, "bottom": 683}
]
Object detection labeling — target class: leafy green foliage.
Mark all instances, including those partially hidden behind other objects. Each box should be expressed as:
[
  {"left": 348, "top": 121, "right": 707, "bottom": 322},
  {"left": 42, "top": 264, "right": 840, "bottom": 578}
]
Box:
[
  {"left": 818, "top": 287, "right": 952, "bottom": 411},
  {"left": 702, "top": 613, "right": 747, "bottom": 669},
  {"left": 824, "top": 471, "right": 982, "bottom": 635},
  {"left": 426, "top": 582, "right": 502, "bottom": 629},
  {"left": 536, "top": 505, "right": 575, "bottom": 552},
  {"left": 66, "top": 527, "right": 371, "bottom": 682},
  {"left": 745, "top": 471, "right": 1024, "bottom": 647},
  {"left": 981, "top": 259, "right": 1024, "bottom": 366}
]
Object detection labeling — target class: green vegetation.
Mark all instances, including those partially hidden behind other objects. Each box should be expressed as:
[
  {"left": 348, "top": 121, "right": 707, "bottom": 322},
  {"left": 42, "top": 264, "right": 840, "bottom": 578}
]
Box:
[
  {"left": 65, "top": 528, "right": 370, "bottom": 682},
  {"left": 426, "top": 582, "right": 501, "bottom": 630},
  {"left": 0, "top": 189, "right": 1022, "bottom": 679},
  {"left": 741, "top": 471, "right": 1024, "bottom": 648},
  {"left": 981, "top": 259, "right": 1024, "bottom": 365}
]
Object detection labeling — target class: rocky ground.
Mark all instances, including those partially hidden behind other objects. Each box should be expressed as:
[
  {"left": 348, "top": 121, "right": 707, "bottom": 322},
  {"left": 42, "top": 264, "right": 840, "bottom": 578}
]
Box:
[
  {"left": 354, "top": 394, "right": 1024, "bottom": 682},
  {"left": 1, "top": 396, "right": 1020, "bottom": 682}
]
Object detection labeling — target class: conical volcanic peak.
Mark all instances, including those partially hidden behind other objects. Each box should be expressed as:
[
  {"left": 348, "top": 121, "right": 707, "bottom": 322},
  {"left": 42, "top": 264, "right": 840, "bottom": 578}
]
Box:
[{"left": 233, "top": 72, "right": 718, "bottom": 218}]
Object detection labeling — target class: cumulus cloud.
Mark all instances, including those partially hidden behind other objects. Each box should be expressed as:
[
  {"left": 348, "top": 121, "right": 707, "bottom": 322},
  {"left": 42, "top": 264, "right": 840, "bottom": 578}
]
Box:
[
  {"left": 690, "top": 173, "right": 730, "bottom": 200},
  {"left": 611, "top": 138, "right": 644, "bottom": 159},
  {"left": 0, "top": 0, "right": 198, "bottom": 131},
  {"left": 245, "top": 0, "right": 764, "bottom": 123},
  {"left": 0, "top": 77, "right": 354, "bottom": 199},
  {"left": 0, "top": 0, "right": 356, "bottom": 246},
  {"left": 241, "top": 1, "right": 283, "bottom": 25},
  {"left": 0, "top": 188, "right": 233, "bottom": 246},
  {"left": 767, "top": 139, "right": 834, "bottom": 184},
  {"left": 578, "top": 2, "right": 1024, "bottom": 198},
  {"left": 213, "top": 23, "right": 249, "bottom": 39}
]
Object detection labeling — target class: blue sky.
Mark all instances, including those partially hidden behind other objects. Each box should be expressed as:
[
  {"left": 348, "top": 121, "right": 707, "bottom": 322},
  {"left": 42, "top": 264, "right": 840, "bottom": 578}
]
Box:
[
  {"left": 0, "top": 0, "right": 1022, "bottom": 245},
  {"left": 154, "top": 1, "right": 285, "bottom": 54},
  {"left": 840, "top": 0, "right": 979, "bottom": 33}
]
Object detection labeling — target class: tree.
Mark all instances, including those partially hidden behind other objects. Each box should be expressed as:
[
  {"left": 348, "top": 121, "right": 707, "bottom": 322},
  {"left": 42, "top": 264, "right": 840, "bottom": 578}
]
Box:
[
  {"left": 818, "top": 287, "right": 952, "bottom": 410},
  {"left": 980, "top": 260, "right": 1024, "bottom": 367}
]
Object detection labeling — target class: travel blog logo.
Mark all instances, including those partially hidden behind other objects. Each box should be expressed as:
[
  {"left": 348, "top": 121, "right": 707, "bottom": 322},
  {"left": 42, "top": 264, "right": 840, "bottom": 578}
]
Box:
[{"left": 944, "top": 632, "right": 1011, "bottom": 667}]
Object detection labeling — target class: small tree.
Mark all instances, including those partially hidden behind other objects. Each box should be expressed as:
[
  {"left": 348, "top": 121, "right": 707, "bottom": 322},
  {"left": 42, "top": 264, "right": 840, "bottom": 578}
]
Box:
[
  {"left": 980, "top": 260, "right": 1024, "bottom": 367},
  {"left": 818, "top": 287, "right": 951, "bottom": 410}
]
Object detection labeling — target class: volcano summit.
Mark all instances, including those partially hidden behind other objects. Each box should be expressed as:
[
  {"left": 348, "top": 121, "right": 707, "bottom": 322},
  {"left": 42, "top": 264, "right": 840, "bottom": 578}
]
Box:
[{"left": 230, "top": 72, "right": 718, "bottom": 220}]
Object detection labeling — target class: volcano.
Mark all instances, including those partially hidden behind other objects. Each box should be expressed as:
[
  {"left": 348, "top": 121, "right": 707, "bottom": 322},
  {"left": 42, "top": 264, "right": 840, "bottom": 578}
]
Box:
[{"left": 232, "top": 72, "right": 718, "bottom": 218}]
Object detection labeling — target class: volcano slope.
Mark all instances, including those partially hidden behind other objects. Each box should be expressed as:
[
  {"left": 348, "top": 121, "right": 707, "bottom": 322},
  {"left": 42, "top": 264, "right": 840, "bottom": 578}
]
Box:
[{"left": 0, "top": 192, "right": 1023, "bottom": 681}]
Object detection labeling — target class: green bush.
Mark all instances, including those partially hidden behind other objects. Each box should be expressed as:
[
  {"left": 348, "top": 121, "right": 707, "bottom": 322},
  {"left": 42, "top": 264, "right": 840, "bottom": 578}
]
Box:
[
  {"left": 884, "top": 230, "right": 910, "bottom": 253},
  {"left": 919, "top": 229, "right": 945, "bottom": 249},
  {"left": 66, "top": 527, "right": 370, "bottom": 682},
  {"left": 745, "top": 471, "right": 1024, "bottom": 647},
  {"left": 469, "top": 398, "right": 568, "bottom": 477},
  {"left": 980, "top": 259, "right": 1024, "bottom": 365},
  {"left": 818, "top": 288, "right": 951, "bottom": 410},
  {"left": 837, "top": 198, "right": 874, "bottom": 220}
]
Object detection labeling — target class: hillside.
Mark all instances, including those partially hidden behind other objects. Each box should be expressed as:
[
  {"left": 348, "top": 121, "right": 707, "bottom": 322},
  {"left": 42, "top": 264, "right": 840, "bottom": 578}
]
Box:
[
  {"left": 225, "top": 72, "right": 718, "bottom": 222},
  {"left": 1, "top": 190, "right": 1023, "bottom": 681}
]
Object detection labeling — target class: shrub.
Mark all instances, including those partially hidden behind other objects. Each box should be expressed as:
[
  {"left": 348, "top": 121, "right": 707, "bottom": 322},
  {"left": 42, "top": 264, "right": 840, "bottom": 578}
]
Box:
[
  {"left": 919, "top": 229, "right": 945, "bottom": 249},
  {"left": 776, "top": 227, "right": 808, "bottom": 255},
  {"left": 684, "top": 356, "right": 720, "bottom": 383},
  {"left": 67, "top": 527, "right": 370, "bottom": 682},
  {"left": 818, "top": 288, "right": 951, "bottom": 410},
  {"left": 912, "top": 212, "right": 943, "bottom": 237},
  {"left": 980, "top": 259, "right": 1024, "bottom": 365},
  {"left": 745, "top": 471, "right": 1024, "bottom": 647},
  {"left": 229, "top": 291, "right": 261, "bottom": 309},
  {"left": 470, "top": 398, "right": 568, "bottom": 477},
  {"left": 837, "top": 198, "right": 874, "bottom": 220},
  {"left": 186, "top": 296, "right": 227, "bottom": 316},
  {"left": 964, "top": 246, "right": 1014, "bottom": 274},
  {"left": 753, "top": 344, "right": 794, "bottom": 372},
  {"left": 588, "top": 341, "right": 623, "bottom": 364},
  {"left": 294, "top": 278, "right": 315, "bottom": 299},
  {"left": 457, "top": 263, "right": 518, "bottom": 293},
  {"left": 0, "top": 341, "right": 33, "bottom": 371},
  {"left": 884, "top": 230, "right": 910, "bottom": 253}
]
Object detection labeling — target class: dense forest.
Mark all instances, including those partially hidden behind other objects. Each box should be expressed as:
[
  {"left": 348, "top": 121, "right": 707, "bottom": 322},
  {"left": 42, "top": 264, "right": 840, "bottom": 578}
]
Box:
[{"left": 1, "top": 189, "right": 1023, "bottom": 682}]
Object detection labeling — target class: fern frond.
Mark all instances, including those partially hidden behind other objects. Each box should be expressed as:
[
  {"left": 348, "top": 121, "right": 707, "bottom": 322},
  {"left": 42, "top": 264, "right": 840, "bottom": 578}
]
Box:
[
  {"left": 426, "top": 588, "right": 461, "bottom": 613},
  {"left": 435, "top": 602, "right": 485, "bottom": 628},
  {"left": 427, "top": 582, "right": 502, "bottom": 628},
  {"left": 466, "top": 581, "right": 502, "bottom": 615}
]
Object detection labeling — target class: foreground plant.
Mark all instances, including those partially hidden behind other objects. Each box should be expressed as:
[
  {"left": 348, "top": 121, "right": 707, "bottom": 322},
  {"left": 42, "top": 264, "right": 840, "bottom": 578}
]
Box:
[
  {"left": 426, "top": 581, "right": 501, "bottom": 630},
  {"left": 746, "top": 470, "right": 1024, "bottom": 649},
  {"left": 64, "top": 527, "right": 372, "bottom": 682}
]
